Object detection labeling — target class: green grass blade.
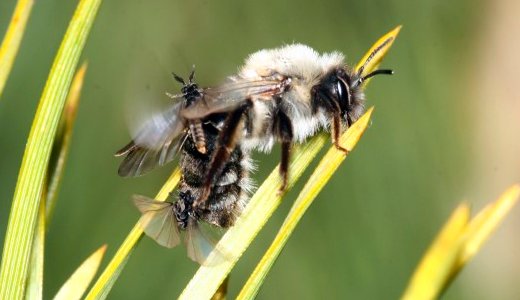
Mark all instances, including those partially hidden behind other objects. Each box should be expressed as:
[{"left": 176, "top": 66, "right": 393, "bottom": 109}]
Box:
[
  {"left": 0, "top": 0, "right": 102, "bottom": 298},
  {"left": 25, "top": 195, "right": 46, "bottom": 300},
  {"left": 46, "top": 62, "right": 88, "bottom": 222},
  {"left": 53, "top": 245, "right": 107, "bottom": 300},
  {"left": 85, "top": 169, "right": 182, "bottom": 300},
  {"left": 0, "top": 0, "right": 34, "bottom": 97},
  {"left": 24, "top": 63, "right": 88, "bottom": 300},
  {"left": 237, "top": 108, "right": 373, "bottom": 299}
]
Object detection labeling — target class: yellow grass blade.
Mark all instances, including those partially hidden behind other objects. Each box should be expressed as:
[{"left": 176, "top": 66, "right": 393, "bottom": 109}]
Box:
[
  {"left": 402, "top": 204, "right": 470, "bottom": 300},
  {"left": 402, "top": 185, "right": 520, "bottom": 299},
  {"left": 0, "top": 0, "right": 34, "bottom": 97},
  {"left": 355, "top": 25, "right": 401, "bottom": 76},
  {"left": 237, "top": 108, "right": 374, "bottom": 299},
  {"left": 0, "top": 0, "right": 102, "bottom": 298},
  {"left": 459, "top": 185, "right": 520, "bottom": 266},
  {"left": 85, "top": 168, "right": 182, "bottom": 300},
  {"left": 53, "top": 245, "right": 107, "bottom": 300}
]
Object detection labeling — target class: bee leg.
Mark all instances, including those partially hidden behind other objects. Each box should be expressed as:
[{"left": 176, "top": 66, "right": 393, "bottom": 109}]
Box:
[
  {"left": 331, "top": 112, "right": 349, "bottom": 154},
  {"left": 275, "top": 109, "right": 294, "bottom": 194},
  {"left": 278, "top": 140, "right": 292, "bottom": 194},
  {"left": 194, "top": 102, "right": 251, "bottom": 207}
]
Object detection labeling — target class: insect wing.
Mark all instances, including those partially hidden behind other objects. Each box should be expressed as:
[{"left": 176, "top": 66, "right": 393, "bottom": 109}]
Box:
[
  {"left": 116, "top": 101, "right": 187, "bottom": 177},
  {"left": 181, "top": 79, "right": 287, "bottom": 119},
  {"left": 184, "top": 220, "right": 229, "bottom": 265},
  {"left": 133, "top": 195, "right": 181, "bottom": 249}
]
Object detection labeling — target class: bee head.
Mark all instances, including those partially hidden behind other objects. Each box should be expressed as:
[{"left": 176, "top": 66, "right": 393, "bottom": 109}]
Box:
[
  {"left": 312, "top": 65, "right": 392, "bottom": 125},
  {"left": 175, "top": 191, "right": 197, "bottom": 230},
  {"left": 172, "top": 67, "right": 202, "bottom": 106}
]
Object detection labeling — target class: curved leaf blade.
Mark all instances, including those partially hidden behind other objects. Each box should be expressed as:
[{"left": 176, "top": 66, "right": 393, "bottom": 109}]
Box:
[{"left": 0, "top": 0, "right": 102, "bottom": 298}]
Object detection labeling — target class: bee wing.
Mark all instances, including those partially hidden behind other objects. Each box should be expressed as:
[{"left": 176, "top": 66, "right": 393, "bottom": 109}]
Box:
[
  {"left": 184, "top": 220, "right": 230, "bottom": 265},
  {"left": 116, "top": 101, "right": 188, "bottom": 177},
  {"left": 181, "top": 79, "right": 287, "bottom": 119},
  {"left": 133, "top": 195, "right": 181, "bottom": 249}
]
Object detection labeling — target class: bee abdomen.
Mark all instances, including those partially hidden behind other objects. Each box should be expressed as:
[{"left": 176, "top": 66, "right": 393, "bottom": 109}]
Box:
[{"left": 178, "top": 122, "right": 254, "bottom": 228}]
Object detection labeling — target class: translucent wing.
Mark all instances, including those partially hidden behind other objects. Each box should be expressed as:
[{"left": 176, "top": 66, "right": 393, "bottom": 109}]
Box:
[
  {"left": 181, "top": 78, "right": 289, "bottom": 119},
  {"left": 116, "top": 101, "right": 188, "bottom": 177},
  {"left": 184, "top": 220, "right": 229, "bottom": 265},
  {"left": 133, "top": 195, "right": 181, "bottom": 249}
]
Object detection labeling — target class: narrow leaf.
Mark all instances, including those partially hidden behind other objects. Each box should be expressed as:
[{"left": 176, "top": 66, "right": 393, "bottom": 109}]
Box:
[
  {"left": 53, "top": 245, "right": 107, "bottom": 300},
  {"left": 355, "top": 25, "right": 401, "bottom": 76},
  {"left": 46, "top": 62, "right": 89, "bottom": 221},
  {"left": 0, "top": 0, "right": 35, "bottom": 97},
  {"left": 402, "top": 204, "right": 470, "bottom": 300},
  {"left": 25, "top": 195, "right": 46, "bottom": 300},
  {"left": 0, "top": 0, "right": 102, "bottom": 298},
  {"left": 402, "top": 185, "right": 520, "bottom": 299},
  {"left": 85, "top": 169, "right": 181, "bottom": 300},
  {"left": 24, "top": 63, "right": 88, "bottom": 300},
  {"left": 459, "top": 185, "right": 520, "bottom": 265},
  {"left": 237, "top": 108, "right": 373, "bottom": 299}
]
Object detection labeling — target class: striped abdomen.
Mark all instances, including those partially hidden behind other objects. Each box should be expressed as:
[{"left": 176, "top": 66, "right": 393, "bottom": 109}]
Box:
[{"left": 176, "top": 115, "right": 254, "bottom": 229}]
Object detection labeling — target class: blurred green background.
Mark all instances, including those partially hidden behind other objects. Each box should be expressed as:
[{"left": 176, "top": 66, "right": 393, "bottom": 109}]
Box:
[{"left": 1, "top": 0, "right": 519, "bottom": 299}]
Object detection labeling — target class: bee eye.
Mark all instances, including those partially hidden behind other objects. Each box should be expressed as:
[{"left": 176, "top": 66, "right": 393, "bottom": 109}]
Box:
[
  {"left": 336, "top": 79, "right": 350, "bottom": 106},
  {"left": 336, "top": 81, "right": 343, "bottom": 99}
]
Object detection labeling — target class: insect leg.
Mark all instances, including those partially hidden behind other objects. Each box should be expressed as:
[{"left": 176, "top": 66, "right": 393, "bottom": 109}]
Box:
[
  {"left": 331, "top": 111, "right": 349, "bottom": 154},
  {"left": 194, "top": 101, "right": 252, "bottom": 207},
  {"left": 274, "top": 109, "right": 294, "bottom": 193}
]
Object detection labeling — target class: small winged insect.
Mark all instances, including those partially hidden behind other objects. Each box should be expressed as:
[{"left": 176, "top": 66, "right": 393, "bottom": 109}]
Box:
[
  {"left": 117, "top": 70, "right": 254, "bottom": 264},
  {"left": 117, "top": 35, "right": 394, "bottom": 263}
]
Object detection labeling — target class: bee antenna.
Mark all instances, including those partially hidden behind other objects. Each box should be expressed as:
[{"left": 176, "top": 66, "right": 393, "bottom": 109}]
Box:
[
  {"left": 172, "top": 72, "right": 186, "bottom": 85},
  {"left": 189, "top": 65, "right": 196, "bottom": 83},
  {"left": 356, "top": 69, "right": 393, "bottom": 86}
]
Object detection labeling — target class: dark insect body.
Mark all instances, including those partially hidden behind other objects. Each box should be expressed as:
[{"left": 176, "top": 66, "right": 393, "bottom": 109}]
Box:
[{"left": 126, "top": 71, "right": 253, "bottom": 263}]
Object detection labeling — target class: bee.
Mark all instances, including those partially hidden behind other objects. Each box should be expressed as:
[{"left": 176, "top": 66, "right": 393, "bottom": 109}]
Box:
[
  {"left": 116, "top": 36, "right": 393, "bottom": 262},
  {"left": 117, "top": 70, "right": 254, "bottom": 263},
  {"left": 179, "top": 38, "right": 393, "bottom": 205}
]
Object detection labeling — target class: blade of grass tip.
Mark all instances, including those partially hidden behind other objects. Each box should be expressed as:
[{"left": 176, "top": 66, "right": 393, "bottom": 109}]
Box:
[
  {"left": 181, "top": 26, "right": 400, "bottom": 300},
  {"left": 237, "top": 108, "right": 373, "bottom": 299},
  {"left": 25, "top": 63, "right": 88, "bottom": 300},
  {"left": 460, "top": 184, "right": 520, "bottom": 265},
  {"left": 355, "top": 25, "right": 401, "bottom": 86},
  {"left": 0, "top": 0, "right": 35, "bottom": 97},
  {"left": 53, "top": 245, "right": 107, "bottom": 300},
  {"left": 180, "top": 136, "right": 328, "bottom": 300},
  {"left": 0, "top": 0, "right": 102, "bottom": 298},
  {"left": 46, "top": 62, "right": 88, "bottom": 222},
  {"left": 440, "top": 184, "right": 520, "bottom": 294},
  {"left": 401, "top": 204, "right": 470, "bottom": 300},
  {"left": 85, "top": 168, "right": 181, "bottom": 300}
]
